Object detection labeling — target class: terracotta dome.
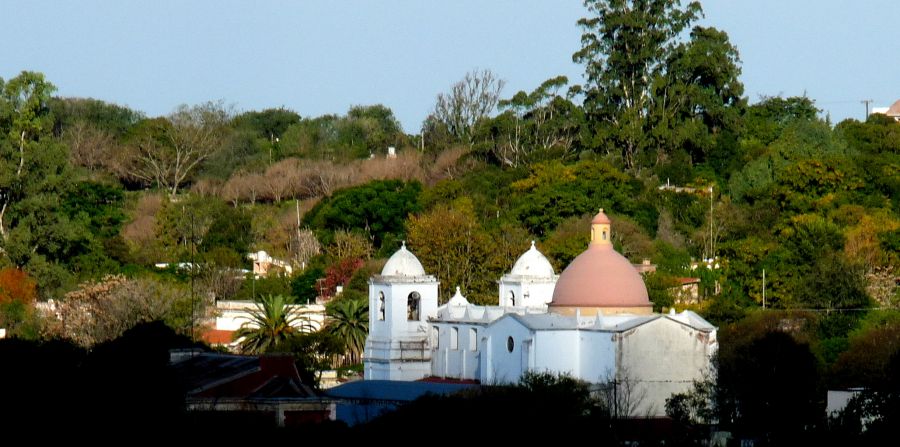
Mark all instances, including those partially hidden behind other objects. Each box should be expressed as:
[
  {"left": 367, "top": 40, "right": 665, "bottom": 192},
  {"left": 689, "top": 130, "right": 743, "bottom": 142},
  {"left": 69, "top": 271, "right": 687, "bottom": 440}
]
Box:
[
  {"left": 549, "top": 209, "right": 651, "bottom": 315},
  {"left": 381, "top": 242, "right": 426, "bottom": 277},
  {"left": 509, "top": 241, "right": 555, "bottom": 277},
  {"left": 591, "top": 208, "right": 611, "bottom": 224}
]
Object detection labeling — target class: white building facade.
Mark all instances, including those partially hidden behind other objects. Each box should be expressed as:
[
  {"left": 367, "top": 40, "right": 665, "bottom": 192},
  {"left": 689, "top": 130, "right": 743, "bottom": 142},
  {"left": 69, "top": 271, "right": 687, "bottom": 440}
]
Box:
[{"left": 363, "top": 210, "right": 718, "bottom": 417}]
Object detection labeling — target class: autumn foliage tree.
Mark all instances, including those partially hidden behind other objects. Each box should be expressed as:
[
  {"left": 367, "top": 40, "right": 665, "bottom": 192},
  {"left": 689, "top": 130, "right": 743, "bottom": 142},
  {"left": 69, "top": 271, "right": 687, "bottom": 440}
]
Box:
[{"left": 0, "top": 267, "right": 37, "bottom": 305}]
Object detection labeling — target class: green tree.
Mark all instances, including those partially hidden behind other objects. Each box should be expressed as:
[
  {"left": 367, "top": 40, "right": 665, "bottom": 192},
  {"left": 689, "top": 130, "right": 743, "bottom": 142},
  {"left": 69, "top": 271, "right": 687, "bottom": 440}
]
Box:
[
  {"left": 574, "top": 0, "right": 702, "bottom": 169},
  {"left": 303, "top": 179, "right": 422, "bottom": 247},
  {"left": 236, "top": 294, "right": 309, "bottom": 354},
  {"left": 655, "top": 26, "right": 745, "bottom": 172},
  {"left": 325, "top": 298, "right": 368, "bottom": 365},
  {"left": 511, "top": 160, "right": 639, "bottom": 236},
  {"left": 479, "top": 76, "right": 584, "bottom": 167},
  {"left": 0, "top": 71, "right": 89, "bottom": 295},
  {"left": 406, "top": 200, "right": 498, "bottom": 303}
]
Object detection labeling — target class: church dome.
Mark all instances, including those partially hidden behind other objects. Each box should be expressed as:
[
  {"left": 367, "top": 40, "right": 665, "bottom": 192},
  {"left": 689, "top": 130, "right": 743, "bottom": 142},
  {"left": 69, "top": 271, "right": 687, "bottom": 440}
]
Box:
[
  {"left": 381, "top": 242, "right": 426, "bottom": 277},
  {"left": 550, "top": 209, "right": 651, "bottom": 313},
  {"left": 509, "top": 241, "right": 555, "bottom": 277}
]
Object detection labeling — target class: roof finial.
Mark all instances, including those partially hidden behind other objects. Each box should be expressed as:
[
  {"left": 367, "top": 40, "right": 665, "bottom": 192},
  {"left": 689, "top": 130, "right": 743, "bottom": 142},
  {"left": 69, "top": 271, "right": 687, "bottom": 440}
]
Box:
[
  {"left": 530, "top": 240, "right": 536, "bottom": 249},
  {"left": 599, "top": 207, "right": 604, "bottom": 214},
  {"left": 401, "top": 240, "right": 406, "bottom": 249}
]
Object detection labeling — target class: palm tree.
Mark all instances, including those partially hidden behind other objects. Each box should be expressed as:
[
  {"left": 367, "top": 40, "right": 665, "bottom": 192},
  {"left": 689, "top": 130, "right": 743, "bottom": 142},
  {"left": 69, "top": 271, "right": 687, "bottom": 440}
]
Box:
[
  {"left": 325, "top": 298, "right": 369, "bottom": 365},
  {"left": 236, "top": 294, "right": 309, "bottom": 354}
]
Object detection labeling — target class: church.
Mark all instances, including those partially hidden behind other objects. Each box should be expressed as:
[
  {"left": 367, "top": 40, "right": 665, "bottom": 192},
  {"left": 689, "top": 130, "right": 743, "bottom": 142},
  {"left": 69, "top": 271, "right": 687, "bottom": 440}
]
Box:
[{"left": 363, "top": 209, "right": 717, "bottom": 417}]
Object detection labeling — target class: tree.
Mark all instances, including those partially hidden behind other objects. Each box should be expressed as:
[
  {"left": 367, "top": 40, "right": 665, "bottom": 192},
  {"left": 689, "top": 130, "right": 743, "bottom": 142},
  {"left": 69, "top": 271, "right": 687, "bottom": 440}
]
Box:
[
  {"left": 482, "top": 76, "right": 584, "bottom": 167},
  {"left": 236, "top": 294, "right": 309, "bottom": 354},
  {"left": 325, "top": 298, "right": 368, "bottom": 365},
  {"left": 655, "top": 26, "right": 745, "bottom": 169},
  {"left": 574, "top": 0, "right": 702, "bottom": 169},
  {"left": 127, "top": 101, "right": 230, "bottom": 199},
  {"left": 0, "top": 267, "right": 37, "bottom": 305},
  {"left": 716, "top": 316, "right": 822, "bottom": 441},
  {"left": 48, "top": 275, "right": 203, "bottom": 347},
  {"left": 303, "top": 179, "right": 422, "bottom": 247},
  {"left": 511, "top": 160, "right": 639, "bottom": 236},
  {"left": 0, "top": 71, "right": 88, "bottom": 296},
  {"left": 430, "top": 69, "right": 505, "bottom": 144},
  {"left": 406, "top": 200, "right": 498, "bottom": 303}
]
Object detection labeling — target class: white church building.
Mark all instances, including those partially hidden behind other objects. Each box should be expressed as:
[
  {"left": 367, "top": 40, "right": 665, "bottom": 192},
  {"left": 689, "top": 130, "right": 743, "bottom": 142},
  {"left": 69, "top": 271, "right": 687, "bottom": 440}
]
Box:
[{"left": 363, "top": 209, "right": 717, "bottom": 417}]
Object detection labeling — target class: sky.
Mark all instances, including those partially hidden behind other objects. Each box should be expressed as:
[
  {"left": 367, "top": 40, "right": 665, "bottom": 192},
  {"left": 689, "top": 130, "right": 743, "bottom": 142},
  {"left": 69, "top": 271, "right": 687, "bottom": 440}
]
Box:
[{"left": 1, "top": 0, "right": 897, "bottom": 133}]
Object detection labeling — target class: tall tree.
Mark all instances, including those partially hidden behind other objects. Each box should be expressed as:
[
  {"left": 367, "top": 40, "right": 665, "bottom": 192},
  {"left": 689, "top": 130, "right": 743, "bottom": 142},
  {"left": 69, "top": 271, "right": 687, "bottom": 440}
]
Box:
[
  {"left": 325, "top": 298, "right": 368, "bottom": 365},
  {"left": 430, "top": 69, "right": 505, "bottom": 145},
  {"left": 127, "top": 101, "right": 230, "bottom": 199},
  {"left": 0, "top": 71, "right": 87, "bottom": 295},
  {"left": 481, "top": 76, "right": 584, "bottom": 167},
  {"left": 573, "top": 0, "right": 702, "bottom": 170}
]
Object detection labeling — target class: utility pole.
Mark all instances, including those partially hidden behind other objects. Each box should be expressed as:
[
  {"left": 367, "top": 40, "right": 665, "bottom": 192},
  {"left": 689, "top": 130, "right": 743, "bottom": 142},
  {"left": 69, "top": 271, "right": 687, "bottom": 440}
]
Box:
[
  {"left": 709, "top": 185, "right": 714, "bottom": 260},
  {"left": 861, "top": 99, "right": 874, "bottom": 120},
  {"left": 762, "top": 269, "right": 766, "bottom": 310},
  {"left": 190, "top": 212, "right": 195, "bottom": 344}
]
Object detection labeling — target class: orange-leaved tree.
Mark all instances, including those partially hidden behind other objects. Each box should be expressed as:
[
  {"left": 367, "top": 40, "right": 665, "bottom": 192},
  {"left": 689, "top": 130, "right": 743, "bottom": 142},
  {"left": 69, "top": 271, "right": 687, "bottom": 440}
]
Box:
[{"left": 0, "top": 267, "right": 37, "bottom": 305}]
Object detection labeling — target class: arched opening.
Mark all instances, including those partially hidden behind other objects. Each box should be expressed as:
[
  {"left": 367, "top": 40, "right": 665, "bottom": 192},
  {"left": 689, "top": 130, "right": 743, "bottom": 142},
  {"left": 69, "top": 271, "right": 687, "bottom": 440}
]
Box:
[
  {"left": 407, "top": 291, "right": 421, "bottom": 321},
  {"left": 469, "top": 328, "right": 478, "bottom": 351},
  {"left": 508, "top": 290, "right": 516, "bottom": 307},
  {"left": 451, "top": 327, "right": 459, "bottom": 350},
  {"left": 432, "top": 326, "right": 440, "bottom": 349},
  {"left": 507, "top": 336, "right": 515, "bottom": 353},
  {"left": 602, "top": 230, "right": 608, "bottom": 240},
  {"left": 377, "top": 292, "right": 385, "bottom": 321}
]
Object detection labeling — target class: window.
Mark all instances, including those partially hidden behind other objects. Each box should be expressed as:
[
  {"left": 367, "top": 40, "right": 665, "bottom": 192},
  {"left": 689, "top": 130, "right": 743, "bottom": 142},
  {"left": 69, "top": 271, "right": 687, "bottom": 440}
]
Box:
[
  {"left": 451, "top": 327, "right": 459, "bottom": 350},
  {"left": 469, "top": 328, "right": 478, "bottom": 351},
  {"left": 377, "top": 292, "right": 385, "bottom": 321},
  {"left": 508, "top": 290, "right": 516, "bottom": 307},
  {"left": 407, "top": 291, "right": 420, "bottom": 321},
  {"left": 507, "top": 336, "right": 514, "bottom": 353}
]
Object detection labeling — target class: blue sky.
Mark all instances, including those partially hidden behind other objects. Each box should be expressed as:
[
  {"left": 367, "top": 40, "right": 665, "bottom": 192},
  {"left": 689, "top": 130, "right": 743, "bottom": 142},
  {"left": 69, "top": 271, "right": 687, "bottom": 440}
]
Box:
[{"left": 1, "top": 0, "right": 897, "bottom": 132}]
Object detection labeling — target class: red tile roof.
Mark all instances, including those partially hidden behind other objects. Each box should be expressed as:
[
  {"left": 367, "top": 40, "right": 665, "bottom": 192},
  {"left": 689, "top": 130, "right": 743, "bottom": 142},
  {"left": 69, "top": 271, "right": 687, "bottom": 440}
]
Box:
[
  {"left": 887, "top": 99, "right": 900, "bottom": 117},
  {"left": 202, "top": 329, "right": 235, "bottom": 345}
]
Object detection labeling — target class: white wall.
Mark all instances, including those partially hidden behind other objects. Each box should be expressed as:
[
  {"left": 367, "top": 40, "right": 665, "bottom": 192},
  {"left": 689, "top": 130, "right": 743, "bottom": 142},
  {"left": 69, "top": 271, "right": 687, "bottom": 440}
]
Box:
[
  {"left": 431, "top": 322, "right": 482, "bottom": 380},
  {"left": 531, "top": 330, "right": 581, "bottom": 376},
  {"left": 498, "top": 279, "right": 556, "bottom": 308},
  {"left": 481, "top": 317, "right": 534, "bottom": 384},
  {"left": 364, "top": 278, "right": 439, "bottom": 381},
  {"left": 578, "top": 331, "right": 617, "bottom": 383},
  {"left": 215, "top": 301, "right": 325, "bottom": 332},
  {"left": 618, "top": 318, "right": 715, "bottom": 417}
]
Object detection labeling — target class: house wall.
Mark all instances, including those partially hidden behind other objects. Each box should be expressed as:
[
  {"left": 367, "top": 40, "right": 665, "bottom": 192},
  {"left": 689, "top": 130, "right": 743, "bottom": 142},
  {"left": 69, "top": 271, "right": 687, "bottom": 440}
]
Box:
[
  {"left": 215, "top": 302, "right": 325, "bottom": 332},
  {"left": 578, "top": 331, "right": 617, "bottom": 383},
  {"left": 431, "top": 322, "right": 483, "bottom": 380},
  {"left": 617, "top": 318, "right": 715, "bottom": 417},
  {"left": 531, "top": 330, "right": 581, "bottom": 376},
  {"left": 481, "top": 317, "right": 534, "bottom": 385}
]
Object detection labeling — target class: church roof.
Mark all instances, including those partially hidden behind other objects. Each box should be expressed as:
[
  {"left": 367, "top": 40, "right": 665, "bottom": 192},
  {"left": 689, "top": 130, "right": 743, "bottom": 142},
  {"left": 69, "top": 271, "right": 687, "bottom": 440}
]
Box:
[
  {"left": 887, "top": 99, "right": 900, "bottom": 117},
  {"left": 447, "top": 287, "right": 469, "bottom": 306},
  {"left": 591, "top": 208, "right": 611, "bottom": 224},
  {"left": 550, "top": 215, "right": 651, "bottom": 310},
  {"left": 509, "top": 241, "right": 556, "bottom": 277},
  {"left": 381, "top": 242, "right": 427, "bottom": 277},
  {"left": 498, "top": 311, "right": 715, "bottom": 333}
]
